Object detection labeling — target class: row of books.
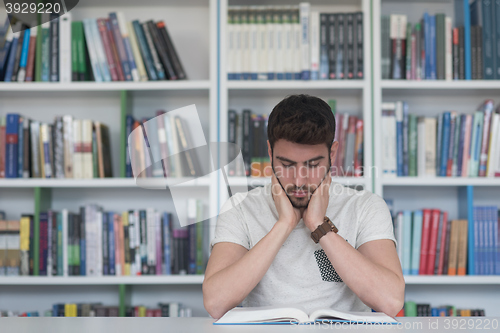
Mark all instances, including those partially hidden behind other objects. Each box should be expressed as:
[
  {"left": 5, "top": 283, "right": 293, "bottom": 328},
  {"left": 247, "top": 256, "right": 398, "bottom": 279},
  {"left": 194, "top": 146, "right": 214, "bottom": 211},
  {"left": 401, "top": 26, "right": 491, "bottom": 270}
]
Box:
[
  {"left": 0, "top": 199, "right": 209, "bottom": 276},
  {"left": 397, "top": 302, "right": 485, "bottom": 317},
  {"left": 227, "top": 106, "right": 364, "bottom": 178},
  {"left": 381, "top": 100, "right": 500, "bottom": 178},
  {"left": 393, "top": 209, "right": 468, "bottom": 276},
  {"left": 0, "top": 11, "right": 186, "bottom": 83},
  {"left": 0, "top": 114, "right": 112, "bottom": 179},
  {"left": 125, "top": 111, "right": 205, "bottom": 179},
  {"left": 227, "top": 4, "right": 364, "bottom": 80},
  {"left": 0, "top": 302, "right": 192, "bottom": 317},
  {"left": 382, "top": 1, "right": 500, "bottom": 80},
  {"left": 392, "top": 206, "right": 500, "bottom": 276}
]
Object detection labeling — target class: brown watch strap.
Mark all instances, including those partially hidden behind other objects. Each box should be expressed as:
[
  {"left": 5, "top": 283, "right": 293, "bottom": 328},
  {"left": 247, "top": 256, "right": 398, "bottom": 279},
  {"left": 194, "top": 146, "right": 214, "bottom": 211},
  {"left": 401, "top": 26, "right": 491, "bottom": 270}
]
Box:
[{"left": 311, "top": 216, "right": 338, "bottom": 243}]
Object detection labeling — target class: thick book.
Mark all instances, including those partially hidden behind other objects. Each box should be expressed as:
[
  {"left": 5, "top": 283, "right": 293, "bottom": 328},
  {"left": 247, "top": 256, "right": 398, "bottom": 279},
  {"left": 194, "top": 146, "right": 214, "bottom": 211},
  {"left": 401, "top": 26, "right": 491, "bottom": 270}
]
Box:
[{"left": 214, "top": 306, "right": 398, "bottom": 325}]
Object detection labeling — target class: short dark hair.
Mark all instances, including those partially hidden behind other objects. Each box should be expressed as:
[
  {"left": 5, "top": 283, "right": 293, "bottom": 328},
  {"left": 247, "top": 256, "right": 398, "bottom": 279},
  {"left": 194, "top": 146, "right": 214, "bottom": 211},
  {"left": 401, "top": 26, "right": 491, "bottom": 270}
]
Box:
[{"left": 267, "top": 94, "right": 336, "bottom": 151}]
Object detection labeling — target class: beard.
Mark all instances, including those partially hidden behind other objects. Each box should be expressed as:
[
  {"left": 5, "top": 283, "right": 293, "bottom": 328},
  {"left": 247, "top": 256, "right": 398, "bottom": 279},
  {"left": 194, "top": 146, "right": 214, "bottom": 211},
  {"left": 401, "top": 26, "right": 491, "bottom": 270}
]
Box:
[{"left": 284, "top": 186, "right": 313, "bottom": 209}]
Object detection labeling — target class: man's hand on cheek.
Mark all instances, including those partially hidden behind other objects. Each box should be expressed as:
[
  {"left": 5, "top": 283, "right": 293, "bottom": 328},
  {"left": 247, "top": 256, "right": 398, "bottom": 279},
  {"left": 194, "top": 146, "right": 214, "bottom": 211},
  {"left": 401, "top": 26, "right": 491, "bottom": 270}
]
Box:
[{"left": 303, "top": 175, "right": 331, "bottom": 232}]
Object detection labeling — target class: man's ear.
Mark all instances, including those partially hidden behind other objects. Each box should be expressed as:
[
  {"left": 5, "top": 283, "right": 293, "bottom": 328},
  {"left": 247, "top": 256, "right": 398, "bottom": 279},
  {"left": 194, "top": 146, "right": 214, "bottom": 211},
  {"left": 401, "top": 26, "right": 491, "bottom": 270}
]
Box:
[{"left": 330, "top": 141, "right": 339, "bottom": 165}]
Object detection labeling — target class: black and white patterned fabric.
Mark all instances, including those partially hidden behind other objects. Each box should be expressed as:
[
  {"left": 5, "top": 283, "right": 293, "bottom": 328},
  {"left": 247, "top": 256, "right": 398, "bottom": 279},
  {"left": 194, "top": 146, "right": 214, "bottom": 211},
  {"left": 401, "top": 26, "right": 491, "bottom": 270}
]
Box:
[{"left": 314, "top": 249, "right": 343, "bottom": 283}]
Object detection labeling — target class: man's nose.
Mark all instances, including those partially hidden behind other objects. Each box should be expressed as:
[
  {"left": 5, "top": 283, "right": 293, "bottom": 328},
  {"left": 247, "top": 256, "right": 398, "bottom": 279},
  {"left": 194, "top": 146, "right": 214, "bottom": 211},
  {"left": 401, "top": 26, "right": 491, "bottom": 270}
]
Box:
[{"left": 294, "top": 166, "right": 308, "bottom": 188}]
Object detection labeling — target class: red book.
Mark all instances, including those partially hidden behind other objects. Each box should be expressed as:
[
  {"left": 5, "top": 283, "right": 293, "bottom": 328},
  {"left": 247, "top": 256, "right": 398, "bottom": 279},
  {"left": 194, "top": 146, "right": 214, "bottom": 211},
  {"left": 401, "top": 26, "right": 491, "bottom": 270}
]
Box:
[
  {"left": 153, "top": 309, "right": 162, "bottom": 317},
  {"left": 338, "top": 114, "right": 348, "bottom": 176},
  {"left": 427, "top": 209, "right": 441, "bottom": 275},
  {"left": 146, "top": 309, "right": 154, "bottom": 317},
  {"left": 419, "top": 209, "right": 432, "bottom": 274},
  {"left": 25, "top": 29, "right": 37, "bottom": 81},
  {"left": 97, "top": 18, "right": 119, "bottom": 81},
  {"left": 437, "top": 211, "right": 449, "bottom": 275}
]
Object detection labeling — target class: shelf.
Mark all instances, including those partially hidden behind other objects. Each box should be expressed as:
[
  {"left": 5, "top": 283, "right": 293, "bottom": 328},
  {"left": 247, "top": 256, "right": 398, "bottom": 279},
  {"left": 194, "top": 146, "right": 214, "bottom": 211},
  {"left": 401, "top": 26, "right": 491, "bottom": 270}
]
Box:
[
  {"left": 227, "top": 80, "right": 367, "bottom": 90},
  {"left": 227, "top": 176, "right": 367, "bottom": 187},
  {"left": 381, "top": 80, "right": 500, "bottom": 90},
  {"left": 0, "top": 178, "right": 211, "bottom": 188},
  {"left": 0, "top": 275, "right": 205, "bottom": 285},
  {"left": 404, "top": 275, "right": 500, "bottom": 285},
  {"left": 0, "top": 81, "right": 211, "bottom": 92},
  {"left": 80, "top": 0, "right": 209, "bottom": 7},
  {"left": 381, "top": 177, "right": 500, "bottom": 187}
]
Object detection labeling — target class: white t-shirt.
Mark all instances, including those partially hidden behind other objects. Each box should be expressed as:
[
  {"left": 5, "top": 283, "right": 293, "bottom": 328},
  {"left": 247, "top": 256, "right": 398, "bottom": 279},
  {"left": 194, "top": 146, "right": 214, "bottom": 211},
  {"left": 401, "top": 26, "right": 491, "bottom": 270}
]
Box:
[{"left": 210, "top": 181, "right": 397, "bottom": 314}]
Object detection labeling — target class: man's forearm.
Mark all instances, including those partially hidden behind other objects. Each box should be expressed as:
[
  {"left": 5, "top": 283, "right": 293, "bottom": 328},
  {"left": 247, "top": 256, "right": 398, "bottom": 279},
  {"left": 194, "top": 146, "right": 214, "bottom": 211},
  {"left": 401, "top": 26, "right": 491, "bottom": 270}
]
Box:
[
  {"left": 319, "top": 232, "right": 404, "bottom": 316},
  {"left": 203, "top": 221, "right": 293, "bottom": 319}
]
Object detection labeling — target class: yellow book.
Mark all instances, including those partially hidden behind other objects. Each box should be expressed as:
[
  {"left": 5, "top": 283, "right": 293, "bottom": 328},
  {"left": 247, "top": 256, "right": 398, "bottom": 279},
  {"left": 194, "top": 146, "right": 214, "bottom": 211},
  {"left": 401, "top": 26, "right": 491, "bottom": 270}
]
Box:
[
  {"left": 122, "top": 211, "right": 130, "bottom": 276},
  {"left": 64, "top": 304, "right": 72, "bottom": 317},
  {"left": 139, "top": 306, "right": 146, "bottom": 317},
  {"left": 19, "top": 216, "right": 30, "bottom": 275},
  {"left": 447, "top": 220, "right": 460, "bottom": 275},
  {"left": 457, "top": 219, "right": 468, "bottom": 276}
]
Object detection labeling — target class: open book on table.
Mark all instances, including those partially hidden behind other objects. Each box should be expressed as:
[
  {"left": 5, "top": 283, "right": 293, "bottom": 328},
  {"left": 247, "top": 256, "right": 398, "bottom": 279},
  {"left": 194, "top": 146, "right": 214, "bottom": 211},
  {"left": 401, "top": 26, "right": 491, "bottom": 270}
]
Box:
[{"left": 213, "top": 305, "right": 399, "bottom": 325}]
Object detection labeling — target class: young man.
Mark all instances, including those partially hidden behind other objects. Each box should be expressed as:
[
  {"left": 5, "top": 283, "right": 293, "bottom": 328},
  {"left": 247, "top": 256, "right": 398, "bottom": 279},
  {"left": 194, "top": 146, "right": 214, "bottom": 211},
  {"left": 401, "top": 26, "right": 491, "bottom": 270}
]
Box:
[{"left": 203, "top": 94, "right": 404, "bottom": 320}]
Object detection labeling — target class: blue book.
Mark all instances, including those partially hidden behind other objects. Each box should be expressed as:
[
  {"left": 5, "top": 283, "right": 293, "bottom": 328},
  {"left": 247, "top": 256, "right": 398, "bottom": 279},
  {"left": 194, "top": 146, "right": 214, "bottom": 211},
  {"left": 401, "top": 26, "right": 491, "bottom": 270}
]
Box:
[
  {"left": 17, "top": 117, "right": 23, "bottom": 178},
  {"left": 402, "top": 102, "right": 409, "bottom": 176},
  {"left": 17, "top": 29, "right": 30, "bottom": 81},
  {"left": 480, "top": 0, "right": 495, "bottom": 79},
  {"left": 429, "top": 15, "right": 437, "bottom": 80},
  {"left": 494, "top": 0, "right": 500, "bottom": 79},
  {"left": 108, "top": 212, "right": 116, "bottom": 275},
  {"left": 489, "top": 206, "right": 496, "bottom": 275},
  {"left": 423, "top": 13, "right": 431, "bottom": 79},
  {"left": 132, "top": 20, "right": 158, "bottom": 81},
  {"left": 162, "top": 212, "right": 171, "bottom": 275},
  {"left": 431, "top": 308, "right": 439, "bottom": 317},
  {"left": 396, "top": 102, "right": 404, "bottom": 177},
  {"left": 440, "top": 112, "right": 451, "bottom": 177},
  {"left": 5, "top": 114, "right": 19, "bottom": 178},
  {"left": 82, "top": 19, "right": 103, "bottom": 82},
  {"left": 474, "top": 207, "right": 480, "bottom": 275},
  {"left": 402, "top": 210, "right": 413, "bottom": 275},
  {"left": 495, "top": 207, "right": 500, "bottom": 275},
  {"left": 455, "top": 0, "right": 472, "bottom": 79},
  {"left": 117, "top": 12, "right": 138, "bottom": 81},
  {"left": 3, "top": 30, "right": 19, "bottom": 82},
  {"left": 469, "top": 111, "right": 484, "bottom": 177},
  {"left": 102, "top": 212, "right": 109, "bottom": 276},
  {"left": 411, "top": 211, "right": 423, "bottom": 275},
  {"left": 479, "top": 207, "right": 485, "bottom": 275}
]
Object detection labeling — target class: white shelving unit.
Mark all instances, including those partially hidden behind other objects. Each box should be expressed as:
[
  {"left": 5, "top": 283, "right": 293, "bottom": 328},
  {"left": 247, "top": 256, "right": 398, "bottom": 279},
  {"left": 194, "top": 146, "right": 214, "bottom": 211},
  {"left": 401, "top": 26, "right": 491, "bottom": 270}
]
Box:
[
  {"left": 373, "top": 0, "right": 500, "bottom": 316},
  {"left": 0, "top": 0, "right": 218, "bottom": 317}
]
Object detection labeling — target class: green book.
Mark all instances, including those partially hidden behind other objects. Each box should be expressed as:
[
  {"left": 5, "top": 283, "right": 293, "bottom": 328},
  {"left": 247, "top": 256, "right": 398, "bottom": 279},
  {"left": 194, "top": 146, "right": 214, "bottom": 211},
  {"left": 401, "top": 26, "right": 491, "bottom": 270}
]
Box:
[
  {"left": 40, "top": 22, "right": 50, "bottom": 81},
  {"left": 435, "top": 14, "right": 446, "bottom": 80},
  {"left": 74, "top": 21, "right": 88, "bottom": 81},
  {"left": 71, "top": 21, "right": 79, "bottom": 81},
  {"left": 404, "top": 301, "right": 417, "bottom": 317},
  {"left": 408, "top": 114, "right": 417, "bottom": 176},
  {"left": 35, "top": 24, "right": 43, "bottom": 81}
]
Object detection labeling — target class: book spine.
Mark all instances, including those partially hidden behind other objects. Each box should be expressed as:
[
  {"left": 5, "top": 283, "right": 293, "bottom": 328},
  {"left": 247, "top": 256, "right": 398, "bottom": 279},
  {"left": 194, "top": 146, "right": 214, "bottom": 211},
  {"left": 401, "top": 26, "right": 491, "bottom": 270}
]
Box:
[
  {"left": 16, "top": 117, "right": 23, "bottom": 178},
  {"left": 117, "top": 12, "right": 139, "bottom": 82},
  {"left": 16, "top": 29, "right": 30, "bottom": 82},
  {"left": 5, "top": 114, "right": 19, "bottom": 178},
  {"left": 105, "top": 19, "right": 124, "bottom": 82},
  {"left": 411, "top": 211, "right": 423, "bottom": 275},
  {"left": 109, "top": 13, "right": 132, "bottom": 81},
  {"left": 310, "top": 11, "right": 320, "bottom": 80},
  {"left": 445, "top": 17, "right": 452, "bottom": 80},
  {"left": 90, "top": 18, "right": 111, "bottom": 82},
  {"left": 420, "top": 209, "right": 432, "bottom": 274},
  {"left": 299, "top": 2, "right": 310, "bottom": 80},
  {"left": 4, "top": 30, "right": 19, "bottom": 82},
  {"left": 147, "top": 20, "right": 176, "bottom": 80},
  {"left": 141, "top": 22, "right": 165, "bottom": 80},
  {"left": 345, "top": 13, "right": 354, "bottom": 80},
  {"left": 49, "top": 14, "right": 59, "bottom": 82},
  {"left": 319, "top": 13, "right": 329, "bottom": 80},
  {"left": 97, "top": 19, "right": 119, "bottom": 81},
  {"left": 336, "top": 14, "right": 345, "bottom": 79},
  {"left": 108, "top": 213, "right": 115, "bottom": 275},
  {"left": 75, "top": 21, "right": 88, "bottom": 81},
  {"left": 127, "top": 21, "right": 148, "bottom": 81},
  {"left": 82, "top": 19, "right": 103, "bottom": 82},
  {"left": 355, "top": 12, "right": 363, "bottom": 79},
  {"left": 162, "top": 213, "right": 171, "bottom": 275},
  {"left": 482, "top": 0, "right": 495, "bottom": 79},
  {"left": 132, "top": 21, "right": 157, "bottom": 81},
  {"left": 453, "top": 28, "right": 459, "bottom": 80},
  {"left": 59, "top": 13, "right": 72, "bottom": 83},
  {"left": 478, "top": 101, "right": 494, "bottom": 176},
  {"left": 11, "top": 25, "right": 26, "bottom": 82},
  {"left": 328, "top": 14, "right": 336, "bottom": 79}
]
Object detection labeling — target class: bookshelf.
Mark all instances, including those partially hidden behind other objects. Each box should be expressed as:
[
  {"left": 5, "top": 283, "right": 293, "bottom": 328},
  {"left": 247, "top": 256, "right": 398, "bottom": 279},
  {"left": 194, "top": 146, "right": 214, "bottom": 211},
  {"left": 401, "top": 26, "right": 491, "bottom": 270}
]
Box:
[
  {"left": 373, "top": 0, "right": 500, "bottom": 316},
  {"left": 1, "top": 0, "right": 498, "bottom": 318},
  {"left": 0, "top": 0, "right": 217, "bottom": 317}
]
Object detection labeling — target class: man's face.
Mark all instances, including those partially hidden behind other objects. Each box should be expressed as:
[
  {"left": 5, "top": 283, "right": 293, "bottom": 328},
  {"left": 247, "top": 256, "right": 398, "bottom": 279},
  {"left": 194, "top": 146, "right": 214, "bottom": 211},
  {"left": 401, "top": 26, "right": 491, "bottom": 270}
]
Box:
[{"left": 269, "top": 139, "right": 337, "bottom": 209}]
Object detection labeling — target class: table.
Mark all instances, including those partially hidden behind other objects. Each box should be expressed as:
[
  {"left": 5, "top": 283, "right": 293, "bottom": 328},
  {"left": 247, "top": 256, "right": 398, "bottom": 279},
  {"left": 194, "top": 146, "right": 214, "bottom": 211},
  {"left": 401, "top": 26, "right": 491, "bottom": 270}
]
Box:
[{"left": 0, "top": 317, "right": 499, "bottom": 332}]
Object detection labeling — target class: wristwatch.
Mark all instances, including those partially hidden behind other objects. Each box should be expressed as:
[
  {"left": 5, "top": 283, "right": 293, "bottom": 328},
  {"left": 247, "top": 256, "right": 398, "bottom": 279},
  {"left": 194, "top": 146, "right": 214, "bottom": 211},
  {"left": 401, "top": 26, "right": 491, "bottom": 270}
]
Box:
[{"left": 311, "top": 216, "right": 338, "bottom": 243}]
